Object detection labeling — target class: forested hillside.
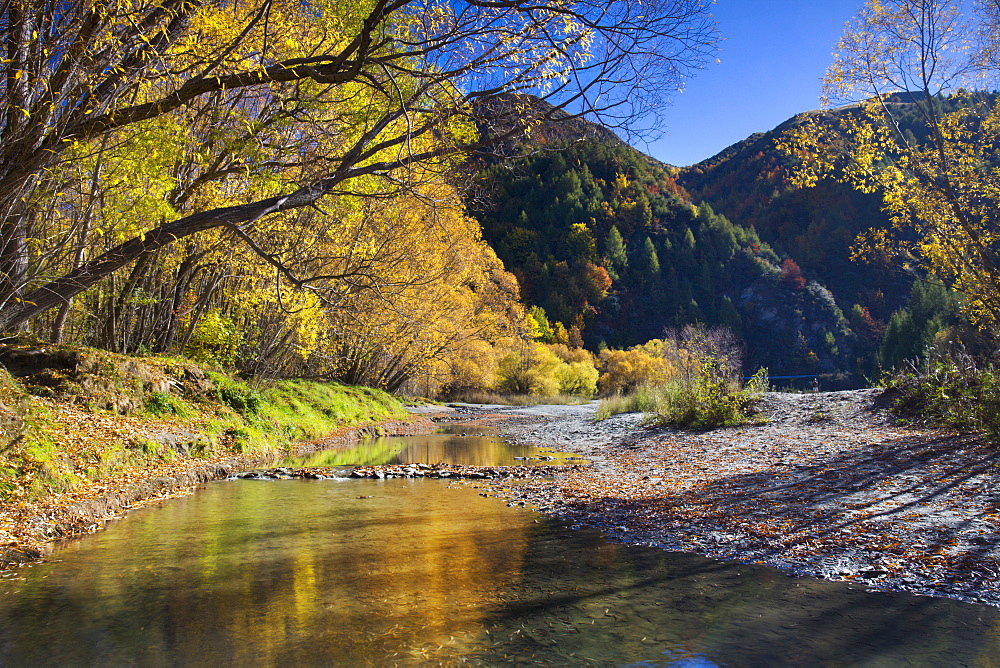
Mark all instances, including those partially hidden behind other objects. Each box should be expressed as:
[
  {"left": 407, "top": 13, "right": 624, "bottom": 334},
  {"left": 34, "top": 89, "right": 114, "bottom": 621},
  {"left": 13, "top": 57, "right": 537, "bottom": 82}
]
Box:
[
  {"left": 470, "top": 135, "right": 859, "bottom": 377},
  {"left": 678, "top": 92, "right": 1000, "bottom": 375},
  {"left": 680, "top": 123, "right": 908, "bottom": 322}
]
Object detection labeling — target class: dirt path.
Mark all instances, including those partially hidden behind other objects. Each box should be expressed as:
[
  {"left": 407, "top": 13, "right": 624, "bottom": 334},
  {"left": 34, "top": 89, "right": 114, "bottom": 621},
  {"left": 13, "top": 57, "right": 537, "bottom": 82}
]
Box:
[{"left": 466, "top": 391, "right": 1000, "bottom": 607}]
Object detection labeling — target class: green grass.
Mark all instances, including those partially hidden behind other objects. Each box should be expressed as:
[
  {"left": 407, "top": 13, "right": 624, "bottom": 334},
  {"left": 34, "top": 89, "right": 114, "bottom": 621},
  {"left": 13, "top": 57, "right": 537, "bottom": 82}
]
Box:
[
  {"left": 0, "top": 345, "right": 410, "bottom": 501},
  {"left": 193, "top": 378, "right": 408, "bottom": 455},
  {"left": 594, "top": 386, "right": 661, "bottom": 421}
]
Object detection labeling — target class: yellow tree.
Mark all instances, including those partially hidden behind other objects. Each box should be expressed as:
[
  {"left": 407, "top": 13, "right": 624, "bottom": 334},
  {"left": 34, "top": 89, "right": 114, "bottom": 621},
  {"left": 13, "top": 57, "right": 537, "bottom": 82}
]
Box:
[
  {"left": 0, "top": 0, "right": 717, "bottom": 333},
  {"left": 779, "top": 0, "right": 1000, "bottom": 328},
  {"left": 314, "top": 182, "right": 524, "bottom": 391}
]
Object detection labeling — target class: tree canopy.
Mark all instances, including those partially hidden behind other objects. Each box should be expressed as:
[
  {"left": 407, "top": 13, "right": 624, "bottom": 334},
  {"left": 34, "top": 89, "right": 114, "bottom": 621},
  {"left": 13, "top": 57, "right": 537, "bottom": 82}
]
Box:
[
  {"left": 0, "top": 0, "right": 717, "bottom": 332},
  {"left": 780, "top": 0, "right": 1000, "bottom": 332}
]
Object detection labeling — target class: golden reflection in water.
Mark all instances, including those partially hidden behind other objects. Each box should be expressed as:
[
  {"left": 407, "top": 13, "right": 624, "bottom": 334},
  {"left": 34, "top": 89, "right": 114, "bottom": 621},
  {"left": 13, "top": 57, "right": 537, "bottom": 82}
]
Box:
[
  {"left": 287, "top": 432, "right": 572, "bottom": 468},
  {"left": 150, "top": 479, "right": 533, "bottom": 665},
  {"left": 4, "top": 477, "right": 1000, "bottom": 665},
  {"left": 0, "top": 480, "right": 535, "bottom": 665},
  {"left": 37, "top": 479, "right": 532, "bottom": 665}
]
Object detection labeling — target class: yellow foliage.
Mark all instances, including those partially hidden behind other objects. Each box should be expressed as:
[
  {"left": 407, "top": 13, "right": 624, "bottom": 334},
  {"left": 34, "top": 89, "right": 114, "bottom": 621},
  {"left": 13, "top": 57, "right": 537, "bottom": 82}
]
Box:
[
  {"left": 495, "top": 343, "right": 598, "bottom": 397},
  {"left": 598, "top": 340, "right": 676, "bottom": 396},
  {"left": 779, "top": 0, "right": 1000, "bottom": 330},
  {"left": 186, "top": 310, "right": 242, "bottom": 367}
]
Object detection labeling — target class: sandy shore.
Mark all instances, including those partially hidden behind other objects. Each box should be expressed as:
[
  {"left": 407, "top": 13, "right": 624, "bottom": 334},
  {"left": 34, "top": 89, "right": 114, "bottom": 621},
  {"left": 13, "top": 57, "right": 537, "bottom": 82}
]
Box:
[{"left": 452, "top": 391, "right": 1000, "bottom": 608}]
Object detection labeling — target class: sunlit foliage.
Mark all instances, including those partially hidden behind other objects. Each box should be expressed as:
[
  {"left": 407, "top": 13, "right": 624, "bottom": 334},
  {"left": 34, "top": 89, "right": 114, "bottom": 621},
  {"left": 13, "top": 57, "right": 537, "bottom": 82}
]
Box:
[
  {"left": 0, "top": 0, "right": 717, "bottom": 333},
  {"left": 779, "top": 0, "right": 1000, "bottom": 333}
]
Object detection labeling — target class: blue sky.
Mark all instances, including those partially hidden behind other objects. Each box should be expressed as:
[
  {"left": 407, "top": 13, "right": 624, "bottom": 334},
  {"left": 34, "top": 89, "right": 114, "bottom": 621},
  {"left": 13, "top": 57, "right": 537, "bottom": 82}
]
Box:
[{"left": 644, "top": 0, "right": 865, "bottom": 167}]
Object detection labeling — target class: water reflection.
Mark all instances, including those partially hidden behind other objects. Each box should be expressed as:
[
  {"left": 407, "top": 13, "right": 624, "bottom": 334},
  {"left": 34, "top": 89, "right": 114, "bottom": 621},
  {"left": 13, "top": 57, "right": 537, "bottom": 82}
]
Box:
[
  {"left": 0, "top": 479, "right": 999, "bottom": 666},
  {"left": 286, "top": 427, "right": 579, "bottom": 468},
  {"left": 0, "top": 480, "right": 531, "bottom": 665}
]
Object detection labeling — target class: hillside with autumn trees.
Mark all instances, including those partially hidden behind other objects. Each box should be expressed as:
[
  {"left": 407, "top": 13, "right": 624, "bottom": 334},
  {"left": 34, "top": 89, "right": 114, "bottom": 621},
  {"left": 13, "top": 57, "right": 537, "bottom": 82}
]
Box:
[
  {"left": 678, "top": 92, "right": 1000, "bottom": 377},
  {"left": 469, "top": 124, "right": 862, "bottom": 380}
]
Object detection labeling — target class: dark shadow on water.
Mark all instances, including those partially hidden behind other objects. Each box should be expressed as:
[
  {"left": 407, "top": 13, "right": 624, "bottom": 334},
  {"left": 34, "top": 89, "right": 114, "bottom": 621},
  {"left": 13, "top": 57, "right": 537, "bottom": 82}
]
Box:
[{"left": 470, "top": 518, "right": 1000, "bottom": 665}]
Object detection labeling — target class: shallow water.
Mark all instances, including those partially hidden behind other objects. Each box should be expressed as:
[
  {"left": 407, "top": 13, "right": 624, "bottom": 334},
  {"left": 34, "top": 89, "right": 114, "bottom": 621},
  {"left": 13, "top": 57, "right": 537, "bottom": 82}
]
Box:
[
  {"left": 1, "top": 433, "right": 999, "bottom": 666},
  {"left": 284, "top": 426, "right": 582, "bottom": 468}
]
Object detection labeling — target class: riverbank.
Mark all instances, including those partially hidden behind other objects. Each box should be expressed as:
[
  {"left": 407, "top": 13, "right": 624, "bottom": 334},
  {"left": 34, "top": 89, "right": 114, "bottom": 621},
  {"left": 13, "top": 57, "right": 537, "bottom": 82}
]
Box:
[
  {"left": 461, "top": 391, "right": 1000, "bottom": 607},
  {"left": 0, "top": 415, "right": 433, "bottom": 567},
  {"left": 0, "top": 342, "right": 432, "bottom": 567}
]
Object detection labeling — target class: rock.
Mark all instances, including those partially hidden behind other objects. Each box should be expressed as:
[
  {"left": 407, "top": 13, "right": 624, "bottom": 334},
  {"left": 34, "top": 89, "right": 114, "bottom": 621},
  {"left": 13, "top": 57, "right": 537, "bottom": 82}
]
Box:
[
  {"left": 0, "top": 546, "right": 43, "bottom": 565},
  {"left": 180, "top": 366, "right": 215, "bottom": 397},
  {"left": 148, "top": 430, "right": 206, "bottom": 456},
  {"left": 0, "top": 402, "right": 25, "bottom": 452}
]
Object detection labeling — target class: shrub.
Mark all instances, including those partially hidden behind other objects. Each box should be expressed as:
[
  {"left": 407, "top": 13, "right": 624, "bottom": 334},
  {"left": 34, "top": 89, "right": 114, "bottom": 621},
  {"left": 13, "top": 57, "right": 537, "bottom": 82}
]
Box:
[
  {"left": 653, "top": 366, "right": 768, "bottom": 430},
  {"left": 595, "top": 325, "right": 767, "bottom": 428},
  {"left": 887, "top": 346, "right": 1000, "bottom": 439},
  {"left": 213, "top": 380, "right": 263, "bottom": 416},
  {"left": 145, "top": 392, "right": 194, "bottom": 417},
  {"left": 598, "top": 340, "right": 674, "bottom": 395},
  {"left": 185, "top": 310, "right": 242, "bottom": 367}
]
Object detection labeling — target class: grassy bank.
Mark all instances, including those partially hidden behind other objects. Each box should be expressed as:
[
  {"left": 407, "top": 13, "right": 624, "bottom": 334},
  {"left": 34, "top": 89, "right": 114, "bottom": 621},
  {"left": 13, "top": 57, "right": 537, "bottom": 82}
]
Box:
[{"left": 0, "top": 342, "right": 408, "bottom": 504}]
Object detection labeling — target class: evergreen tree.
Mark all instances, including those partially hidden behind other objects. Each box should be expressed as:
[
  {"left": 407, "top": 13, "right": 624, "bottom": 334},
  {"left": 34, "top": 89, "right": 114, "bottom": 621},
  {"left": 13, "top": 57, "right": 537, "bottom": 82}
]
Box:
[
  {"left": 604, "top": 226, "right": 627, "bottom": 269},
  {"left": 718, "top": 296, "right": 743, "bottom": 336},
  {"left": 637, "top": 237, "right": 661, "bottom": 277},
  {"left": 877, "top": 281, "right": 956, "bottom": 370}
]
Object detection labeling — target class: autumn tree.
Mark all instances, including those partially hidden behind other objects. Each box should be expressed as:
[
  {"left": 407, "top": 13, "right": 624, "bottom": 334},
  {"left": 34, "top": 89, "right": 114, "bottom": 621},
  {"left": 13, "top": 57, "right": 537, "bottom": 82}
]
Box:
[
  {"left": 597, "top": 339, "right": 674, "bottom": 395},
  {"left": 781, "top": 258, "right": 806, "bottom": 290},
  {"left": 0, "top": 0, "right": 717, "bottom": 333},
  {"left": 779, "top": 0, "right": 1000, "bottom": 329}
]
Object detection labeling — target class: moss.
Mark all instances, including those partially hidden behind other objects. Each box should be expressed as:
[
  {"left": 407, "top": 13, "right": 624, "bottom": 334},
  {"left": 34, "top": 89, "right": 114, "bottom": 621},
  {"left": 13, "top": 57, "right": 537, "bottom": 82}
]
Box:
[
  {"left": 209, "top": 374, "right": 263, "bottom": 416},
  {"left": 24, "top": 439, "right": 57, "bottom": 464},
  {"left": 144, "top": 392, "right": 195, "bottom": 418}
]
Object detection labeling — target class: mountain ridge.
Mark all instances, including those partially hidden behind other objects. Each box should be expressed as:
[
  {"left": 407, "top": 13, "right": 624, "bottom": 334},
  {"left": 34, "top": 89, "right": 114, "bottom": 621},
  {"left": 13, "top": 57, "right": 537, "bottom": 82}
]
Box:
[{"left": 467, "top": 96, "right": 867, "bottom": 381}]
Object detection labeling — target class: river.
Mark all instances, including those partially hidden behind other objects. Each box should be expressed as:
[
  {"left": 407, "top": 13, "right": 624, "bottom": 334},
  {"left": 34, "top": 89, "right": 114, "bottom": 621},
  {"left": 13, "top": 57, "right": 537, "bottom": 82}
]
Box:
[{"left": 0, "top": 427, "right": 998, "bottom": 665}]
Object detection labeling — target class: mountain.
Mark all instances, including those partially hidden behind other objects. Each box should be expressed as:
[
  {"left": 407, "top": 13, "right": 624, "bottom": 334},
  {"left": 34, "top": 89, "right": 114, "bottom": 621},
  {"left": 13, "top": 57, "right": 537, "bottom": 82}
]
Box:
[
  {"left": 467, "top": 99, "right": 864, "bottom": 379},
  {"left": 678, "top": 109, "right": 912, "bottom": 332}
]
